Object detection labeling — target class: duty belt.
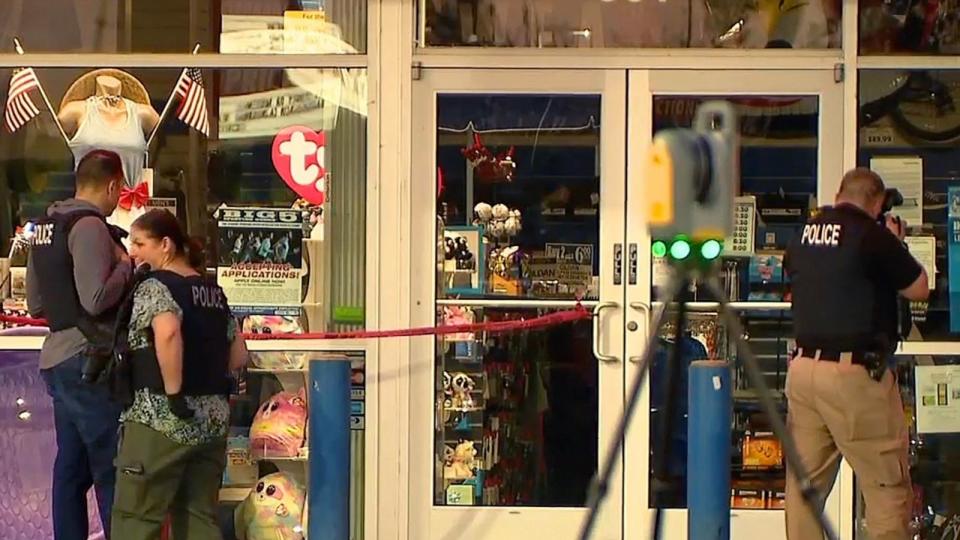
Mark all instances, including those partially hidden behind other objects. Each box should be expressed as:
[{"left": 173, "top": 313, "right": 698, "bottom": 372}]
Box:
[{"left": 793, "top": 347, "right": 869, "bottom": 365}]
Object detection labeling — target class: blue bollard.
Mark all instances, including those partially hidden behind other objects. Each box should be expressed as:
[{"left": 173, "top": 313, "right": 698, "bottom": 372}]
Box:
[
  {"left": 309, "top": 358, "right": 352, "bottom": 540},
  {"left": 688, "top": 360, "right": 732, "bottom": 540}
]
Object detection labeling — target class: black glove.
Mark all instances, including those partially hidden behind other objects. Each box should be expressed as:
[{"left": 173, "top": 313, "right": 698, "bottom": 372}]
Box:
[{"left": 167, "top": 392, "right": 195, "bottom": 419}]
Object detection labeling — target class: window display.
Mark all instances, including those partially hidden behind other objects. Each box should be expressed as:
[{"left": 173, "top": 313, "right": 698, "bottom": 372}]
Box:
[
  {"left": 436, "top": 94, "right": 601, "bottom": 301},
  {"left": 859, "top": 0, "right": 960, "bottom": 55},
  {"left": 420, "top": 0, "right": 841, "bottom": 49},
  {"left": 855, "top": 354, "right": 960, "bottom": 539},
  {"left": 858, "top": 69, "right": 960, "bottom": 341},
  {"left": 0, "top": 0, "right": 365, "bottom": 54},
  {"left": 433, "top": 306, "right": 598, "bottom": 507},
  {"left": 0, "top": 66, "right": 367, "bottom": 333}
]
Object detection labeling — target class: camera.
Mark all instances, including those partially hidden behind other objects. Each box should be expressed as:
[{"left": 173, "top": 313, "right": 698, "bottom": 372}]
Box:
[{"left": 881, "top": 187, "right": 904, "bottom": 216}]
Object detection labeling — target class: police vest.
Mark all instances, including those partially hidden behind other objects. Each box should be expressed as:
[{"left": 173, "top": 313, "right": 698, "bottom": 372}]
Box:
[
  {"left": 130, "top": 271, "right": 232, "bottom": 397},
  {"left": 786, "top": 204, "right": 894, "bottom": 350},
  {"left": 30, "top": 209, "right": 126, "bottom": 332}
]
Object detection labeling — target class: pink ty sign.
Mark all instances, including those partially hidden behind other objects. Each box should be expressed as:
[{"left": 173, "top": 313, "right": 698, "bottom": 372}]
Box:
[{"left": 272, "top": 126, "right": 327, "bottom": 205}]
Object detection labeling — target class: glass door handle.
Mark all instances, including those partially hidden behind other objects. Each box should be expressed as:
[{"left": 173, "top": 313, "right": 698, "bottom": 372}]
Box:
[
  {"left": 592, "top": 302, "right": 619, "bottom": 363},
  {"left": 628, "top": 302, "right": 650, "bottom": 364}
]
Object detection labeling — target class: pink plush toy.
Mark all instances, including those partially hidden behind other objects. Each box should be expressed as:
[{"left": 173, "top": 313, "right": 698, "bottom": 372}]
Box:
[{"left": 250, "top": 389, "right": 308, "bottom": 458}]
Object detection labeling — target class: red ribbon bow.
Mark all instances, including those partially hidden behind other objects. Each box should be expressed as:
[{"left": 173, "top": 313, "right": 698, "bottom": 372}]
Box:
[{"left": 118, "top": 183, "right": 149, "bottom": 211}]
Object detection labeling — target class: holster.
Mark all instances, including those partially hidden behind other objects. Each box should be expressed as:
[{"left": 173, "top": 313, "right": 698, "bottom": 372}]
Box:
[{"left": 77, "top": 317, "right": 116, "bottom": 384}]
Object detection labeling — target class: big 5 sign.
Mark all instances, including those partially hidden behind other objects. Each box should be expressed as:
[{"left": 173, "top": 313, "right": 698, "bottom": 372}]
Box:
[{"left": 272, "top": 125, "right": 327, "bottom": 205}]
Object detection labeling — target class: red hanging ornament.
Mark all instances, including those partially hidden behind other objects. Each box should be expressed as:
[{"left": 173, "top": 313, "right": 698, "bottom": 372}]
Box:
[{"left": 461, "top": 133, "right": 516, "bottom": 183}]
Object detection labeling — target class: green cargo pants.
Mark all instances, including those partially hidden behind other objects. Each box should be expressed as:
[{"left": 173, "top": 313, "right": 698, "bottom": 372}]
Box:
[{"left": 111, "top": 421, "right": 227, "bottom": 540}]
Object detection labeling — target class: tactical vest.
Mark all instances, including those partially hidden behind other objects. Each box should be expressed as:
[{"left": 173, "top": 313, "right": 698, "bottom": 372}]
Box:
[
  {"left": 30, "top": 209, "right": 125, "bottom": 332},
  {"left": 130, "top": 271, "right": 232, "bottom": 397},
  {"left": 786, "top": 204, "right": 896, "bottom": 351}
]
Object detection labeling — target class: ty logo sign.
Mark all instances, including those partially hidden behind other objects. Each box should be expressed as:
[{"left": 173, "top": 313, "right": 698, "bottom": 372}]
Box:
[{"left": 272, "top": 126, "right": 327, "bottom": 205}]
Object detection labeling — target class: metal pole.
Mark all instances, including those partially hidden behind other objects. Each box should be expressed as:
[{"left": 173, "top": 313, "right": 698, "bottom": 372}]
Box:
[
  {"left": 145, "top": 42, "right": 200, "bottom": 150},
  {"left": 688, "top": 360, "right": 732, "bottom": 540},
  {"left": 308, "top": 357, "right": 351, "bottom": 540},
  {"left": 12, "top": 38, "right": 70, "bottom": 144}
]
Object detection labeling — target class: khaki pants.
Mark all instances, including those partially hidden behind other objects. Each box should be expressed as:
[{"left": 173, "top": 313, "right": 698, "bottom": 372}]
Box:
[
  {"left": 785, "top": 356, "right": 912, "bottom": 540},
  {"left": 111, "top": 422, "right": 227, "bottom": 540}
]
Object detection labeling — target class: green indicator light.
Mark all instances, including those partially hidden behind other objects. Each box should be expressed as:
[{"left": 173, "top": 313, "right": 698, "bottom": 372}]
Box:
[
  {"left": 670, "top": 239, "right": 691, "bottom": 260},
  {"left": 701, "top": 239, "right": 723, "bottom": 260},
  {"left": 652, "top": 241, "right": 667, "bottom": 258}
]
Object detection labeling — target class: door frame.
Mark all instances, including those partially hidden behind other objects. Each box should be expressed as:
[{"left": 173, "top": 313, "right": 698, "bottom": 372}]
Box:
[
  {"left": 622, "top": 68, "right": 848, "bottom": 540},
  {"left": 408, "top": 68, "right": 629, "bottom": 540}
]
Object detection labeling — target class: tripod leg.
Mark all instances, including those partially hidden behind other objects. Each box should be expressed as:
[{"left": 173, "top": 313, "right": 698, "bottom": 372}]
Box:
[
  {"left": 703, "top": 278, "right": 839, "bottom": 540},
  {"left": 576, "top": 273, "right": 686, "bottom": 540},
  {"left": 651, "top": 278, "right": 689, "bottom": 538}
]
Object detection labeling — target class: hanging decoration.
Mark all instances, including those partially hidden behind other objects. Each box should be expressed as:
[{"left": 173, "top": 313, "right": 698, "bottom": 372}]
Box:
[{"left": 461, "top": 133, "right": 516, "bottom": 183}]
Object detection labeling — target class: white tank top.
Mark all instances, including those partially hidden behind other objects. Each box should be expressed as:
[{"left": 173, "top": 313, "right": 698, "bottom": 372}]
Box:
[{"left": 68, "top": 97, "right": 147, "bottom": 186}]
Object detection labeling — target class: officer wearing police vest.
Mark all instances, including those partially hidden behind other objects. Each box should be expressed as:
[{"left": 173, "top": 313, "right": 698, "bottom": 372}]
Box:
[
  {"left": 110, "top": 209, "right": 248, "bottom": 539},
  {"left": 783, "top": 167, "right": 929, "bottom": 540},
  {"left": 26, "top": 149, "right": 132, "bottom": 540}
]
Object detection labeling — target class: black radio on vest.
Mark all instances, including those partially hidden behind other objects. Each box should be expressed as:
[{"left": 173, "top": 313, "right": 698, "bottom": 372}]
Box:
[
  {"left": 128, "top": 271, "right": 232, "bottom": 400},
  {"left": 786, "top": 203, "right": 900, "bottom": 358}
]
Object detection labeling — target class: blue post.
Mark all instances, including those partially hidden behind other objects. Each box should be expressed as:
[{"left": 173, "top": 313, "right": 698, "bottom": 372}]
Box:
[
  {"left": 688, "top": 360, "right": 732, "bottom": 540},
  {"left": 309, "top": 358, "right": 352, "bottom": 540}
]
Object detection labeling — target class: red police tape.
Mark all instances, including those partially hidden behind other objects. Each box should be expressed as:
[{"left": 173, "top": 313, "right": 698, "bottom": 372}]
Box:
[{"left": 0, "top": 304, "right": 593, "bottom": 340}]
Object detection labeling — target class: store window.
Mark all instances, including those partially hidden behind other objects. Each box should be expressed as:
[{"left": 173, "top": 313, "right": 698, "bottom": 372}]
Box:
[
  {"left": 434, "top": 94, "right": 601, "bottom": 506},
  {"left": 649, "top": 94, "right": 819, "bottom": 508},
  {"left": 420, "top": 0, "right": 841, "bottom": 49},
  {"left": 855, "top": 354, "right": 960, "bottom": 539},
  {"left": 0, "top": 66, "right": 367, "bottom": 332},
  {"left": 858, "top": 69, "right": 959, "bottom": 341},
  {"left": 0, "top": 0, "right": 365, "bottom": 54},
  {"left": 859, "top": 1, "right": 960, "bottom": 55}
]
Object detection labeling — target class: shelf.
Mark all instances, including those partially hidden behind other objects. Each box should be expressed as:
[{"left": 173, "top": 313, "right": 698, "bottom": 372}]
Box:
[
  {"left": 219, "top": 487, "right": 251, "bottom": 503},
  {"left": 247, "top": 367, "right": 308, "bottom": 374}
]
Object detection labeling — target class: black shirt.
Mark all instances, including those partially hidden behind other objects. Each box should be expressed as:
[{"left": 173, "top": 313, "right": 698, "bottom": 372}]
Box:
[{"left": 784, "top": 203, "right": 922, "bottom": 350}]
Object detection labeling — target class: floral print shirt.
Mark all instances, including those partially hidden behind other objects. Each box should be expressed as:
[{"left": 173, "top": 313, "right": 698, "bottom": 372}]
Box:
[{"left": 119, "top": 277, "right": 236, "bottom": 446}]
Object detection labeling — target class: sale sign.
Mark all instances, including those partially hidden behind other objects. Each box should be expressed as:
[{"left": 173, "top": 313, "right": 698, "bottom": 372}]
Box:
[{"left": 272, "top": 126, "right": 327, "bottom": 205}]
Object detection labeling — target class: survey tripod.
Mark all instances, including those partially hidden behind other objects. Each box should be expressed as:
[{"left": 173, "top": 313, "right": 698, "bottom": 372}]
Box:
[{"left": 576, "top": 264, "right": 840, "bottom": 540}]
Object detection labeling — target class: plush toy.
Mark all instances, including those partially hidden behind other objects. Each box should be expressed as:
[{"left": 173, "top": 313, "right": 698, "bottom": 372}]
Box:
[
  {"left": 442, "top": 306, "right": 476, "bottom": 341},
  {"left": 449, "top": 372, "right": 476, "bottom": 409},
  {"left": 250, "top": 389, "right": 308, "bottom": 458},
  {"left": 461, "top": 133, "right": 515, "bottom": 183},
  {"left": 473, "top": 201, "right": 522, "bottom": 242},
  {"left": 444, "top": 441, "right": 478, "bottom": 480},
  {"left": 234, "top": 472, "right": 307, "bottom": 540}
]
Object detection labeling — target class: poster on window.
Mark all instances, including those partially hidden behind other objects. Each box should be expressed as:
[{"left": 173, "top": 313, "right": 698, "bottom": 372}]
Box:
[
  {"left": 216, "top": 207, "right": 303, "bottom": 316},
  {"left": 915, "top": 365, "right": 960, "bottom": 434}
]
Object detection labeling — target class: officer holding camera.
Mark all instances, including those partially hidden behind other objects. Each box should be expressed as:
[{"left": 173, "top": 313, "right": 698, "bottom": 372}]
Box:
[
  {"left": 25, "top": 150, "right": 133, "bottom": 540},
  {"left": 783, "top": 167, "right": 929, "bottom": 540}
]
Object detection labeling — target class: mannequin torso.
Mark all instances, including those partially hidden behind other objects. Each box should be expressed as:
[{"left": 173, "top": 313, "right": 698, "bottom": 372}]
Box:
[
  {"left": 59, "top": 75, "right": 160, "bottom": 186},
  {"left": 58, "top": 75, "right": 159, "bottom": 138}
]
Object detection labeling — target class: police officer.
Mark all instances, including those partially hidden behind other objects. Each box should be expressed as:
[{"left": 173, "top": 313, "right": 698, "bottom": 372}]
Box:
[
  {"left": 110, "top": 209, "right": 248, "bottom": 540},
  {"left": 783, "top": 167, "right": 929, "bottom": 540},
  {"left": 26, "top": 149, "right": 132, "bottom": 540}
]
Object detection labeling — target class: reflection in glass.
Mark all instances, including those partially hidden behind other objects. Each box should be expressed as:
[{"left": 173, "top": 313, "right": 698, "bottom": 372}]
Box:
[
  {"left": 858, "top": 69, "right": 960, "bottom": 341},
  {"left": 0, "top": 0, "right": 365, "bottom": 54},
  {"left": 436, "top": 94, "right": 601, "bottom": 301},
  {"left": 0, "top": 67, "right": 367, "bottom": 332},
  {"left": 434, "top": 306, "right": 597, "bottom": 507},
  {"left": 421, "top": 0, "right": 840, "bottom": 49},
  {"left": 859, "top": 0, "right": 960, "bottom": 55},
  {"left": 648, "top": 94, "right": 819, "bottom": 509}
]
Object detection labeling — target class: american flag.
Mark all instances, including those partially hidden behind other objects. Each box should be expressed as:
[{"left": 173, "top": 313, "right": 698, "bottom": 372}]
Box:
[
  {"left": 5, "top": 68, "right": 41, "bottom": 133},
  {"left": 174, "top": 67, "right": 209, "bottom": 136}
]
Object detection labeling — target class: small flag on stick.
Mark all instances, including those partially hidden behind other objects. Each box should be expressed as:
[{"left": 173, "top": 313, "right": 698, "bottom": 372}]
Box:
[
  {"left": 174, "top": 67, "right": 209, "bottom": 136},
  {"left": 5, "top": 67, "right": 41, "bottom": 132}
]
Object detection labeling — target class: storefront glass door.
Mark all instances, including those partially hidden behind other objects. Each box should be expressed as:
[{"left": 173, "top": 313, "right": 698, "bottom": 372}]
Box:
[
  {"left": 623, "top": 69, "right": 846, "bottom": 540},
  {"left": 410, "top": 67, "right": 846, "bottom": 540},
  {"left": 409, "top": 69, "right": 628, "bottom": 540}
]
